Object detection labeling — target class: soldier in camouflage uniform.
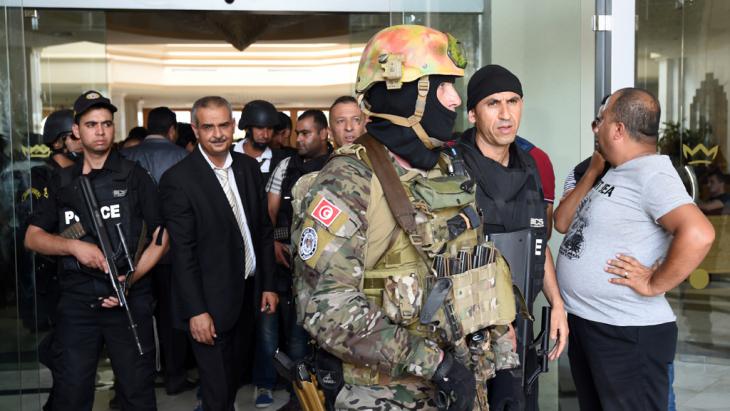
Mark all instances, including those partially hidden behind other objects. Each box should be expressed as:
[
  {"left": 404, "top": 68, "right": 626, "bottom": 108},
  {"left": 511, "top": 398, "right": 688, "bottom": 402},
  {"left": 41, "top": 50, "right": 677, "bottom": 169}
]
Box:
[{"left": 291, "top": 25, "right": 519, "bottom": 411}]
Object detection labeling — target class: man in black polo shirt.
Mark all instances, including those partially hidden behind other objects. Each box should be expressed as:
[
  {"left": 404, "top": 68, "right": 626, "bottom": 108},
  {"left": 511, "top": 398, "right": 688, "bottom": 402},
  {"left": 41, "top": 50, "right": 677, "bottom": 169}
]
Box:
[
  {"left": 24, "top": 90, "right": 168, "bottom": 411},
  {"left": 458, "top": 65, "right": 568, "bottom": 411}
]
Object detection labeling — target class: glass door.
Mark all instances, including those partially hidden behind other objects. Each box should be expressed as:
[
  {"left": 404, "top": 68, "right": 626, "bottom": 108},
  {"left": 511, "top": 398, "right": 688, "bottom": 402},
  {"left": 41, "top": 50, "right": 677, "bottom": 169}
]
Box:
[
  {"left": 0, "top": 4, "right": 108, "bottom": 409},
  {"left": 637, "top": 0, "right": 730, "bottom": 409}
]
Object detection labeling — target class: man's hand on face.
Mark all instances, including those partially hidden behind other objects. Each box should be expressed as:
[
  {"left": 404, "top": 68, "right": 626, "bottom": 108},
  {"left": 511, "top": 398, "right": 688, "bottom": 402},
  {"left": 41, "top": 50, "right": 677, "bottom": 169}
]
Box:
[{"left": 588, "top": 150, "right": 606, "bottom": 175}]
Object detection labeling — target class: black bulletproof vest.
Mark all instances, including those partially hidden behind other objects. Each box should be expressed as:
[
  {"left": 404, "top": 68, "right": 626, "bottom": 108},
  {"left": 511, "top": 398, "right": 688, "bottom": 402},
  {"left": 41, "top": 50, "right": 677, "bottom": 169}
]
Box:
[
  {"left": 56, "top": 158, "right": 144, "bottom": 296},
  {"left": 458, "top": 129, "right": 547, "bottom": 298}
]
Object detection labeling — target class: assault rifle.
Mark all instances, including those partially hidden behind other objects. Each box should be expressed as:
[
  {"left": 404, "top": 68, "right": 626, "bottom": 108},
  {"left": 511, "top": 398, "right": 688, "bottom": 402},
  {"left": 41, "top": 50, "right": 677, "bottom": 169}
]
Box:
[{"left": 79, "top": 176, "right": 144, "bottom": 356}]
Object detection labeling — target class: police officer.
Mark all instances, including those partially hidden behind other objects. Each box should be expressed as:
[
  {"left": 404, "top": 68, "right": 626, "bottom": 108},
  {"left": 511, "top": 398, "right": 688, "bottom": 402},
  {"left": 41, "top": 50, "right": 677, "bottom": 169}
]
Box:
[
  {"left": 233, "top": 99, "right": 290, "bottom": 181},
  {"left": 24, "top": 90, "right": 168, "bottom": 411},
  {"left": 29, "top": 109, "right": 77, "bottom": 410},
  {"left": 290, "top": 25, "right": 516, "bottom": 410},
  {"left": 28, "top": 110, "right": 78, "bottom": 329},
  {"left": 457, "top": 65, "right": 569, "bottom": 410}
]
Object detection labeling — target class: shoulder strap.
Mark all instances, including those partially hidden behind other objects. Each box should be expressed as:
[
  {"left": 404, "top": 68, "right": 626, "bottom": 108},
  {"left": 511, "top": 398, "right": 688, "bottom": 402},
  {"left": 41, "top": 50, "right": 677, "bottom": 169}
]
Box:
[{"left": 356, "top": 134, "right": 421, "bottom": 244}]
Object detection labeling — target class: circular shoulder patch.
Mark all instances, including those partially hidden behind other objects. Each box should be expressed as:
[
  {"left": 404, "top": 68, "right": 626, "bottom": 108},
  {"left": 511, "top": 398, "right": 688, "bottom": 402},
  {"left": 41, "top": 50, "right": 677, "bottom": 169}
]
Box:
[{"left": 298, "top": 227, "right": 318, "bottom": 261}]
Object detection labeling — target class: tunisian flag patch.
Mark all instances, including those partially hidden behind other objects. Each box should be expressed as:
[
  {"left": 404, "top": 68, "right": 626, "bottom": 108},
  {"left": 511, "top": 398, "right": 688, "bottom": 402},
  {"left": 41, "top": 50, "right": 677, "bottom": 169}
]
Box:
[{"left": 311, "top": 197, "right": 341, "bottom": 227}]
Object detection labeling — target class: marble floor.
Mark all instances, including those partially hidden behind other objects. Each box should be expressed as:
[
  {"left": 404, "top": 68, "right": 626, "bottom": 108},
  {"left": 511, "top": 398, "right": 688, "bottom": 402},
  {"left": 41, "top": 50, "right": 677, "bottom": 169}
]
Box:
[
  {"left": 0, "top": 355, "right": 728, "bottom": 410},
  {"left": 1, "top": 278, "right": 729, "bottom": 410}
]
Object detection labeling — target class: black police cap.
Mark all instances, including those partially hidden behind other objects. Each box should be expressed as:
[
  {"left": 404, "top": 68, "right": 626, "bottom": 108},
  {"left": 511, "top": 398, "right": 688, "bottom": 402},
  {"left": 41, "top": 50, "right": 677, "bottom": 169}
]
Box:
[{"left": 73, "top": 90, "right": 117, "bottom": 121}]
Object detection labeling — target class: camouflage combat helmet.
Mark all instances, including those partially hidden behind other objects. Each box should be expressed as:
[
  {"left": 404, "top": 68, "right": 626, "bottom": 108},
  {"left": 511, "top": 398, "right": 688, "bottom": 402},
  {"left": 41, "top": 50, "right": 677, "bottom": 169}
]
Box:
[
  {"left": 356, "top": 24, "right": 466, "bottom": 93},
  {"left": 356, "top": 25, "right": 467, "bottom": 148}
]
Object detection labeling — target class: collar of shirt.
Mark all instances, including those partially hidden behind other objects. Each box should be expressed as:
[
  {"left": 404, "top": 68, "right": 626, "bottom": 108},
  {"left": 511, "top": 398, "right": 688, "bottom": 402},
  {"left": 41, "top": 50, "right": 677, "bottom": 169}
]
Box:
[
  {"left": 142, "top": 134, "right": 169, "bottom": 142},
  {"left": 198, "top": 144, "right": 233, "bottom": 170},
  {"left": 240, "top": 138, "right": 272, "bottom": 162}
]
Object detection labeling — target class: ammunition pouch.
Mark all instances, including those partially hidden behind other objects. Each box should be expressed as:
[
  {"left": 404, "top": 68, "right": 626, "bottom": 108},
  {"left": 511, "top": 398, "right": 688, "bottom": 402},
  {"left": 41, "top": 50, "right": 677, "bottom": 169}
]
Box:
[
  {"left": 410, "top": 175, "right": 474, "bottom": 210},
  {"left": 363, "top": 263, "right": 427, "bottom": 326},
  {"left": 363, "top": 247, "right": 517, "bottom": 348},
  {"left": 409, "top": 175, "right": 479, "bottom": 256},
  {"left": 442, "top": 251, "right": 516, "bottom": 334}
]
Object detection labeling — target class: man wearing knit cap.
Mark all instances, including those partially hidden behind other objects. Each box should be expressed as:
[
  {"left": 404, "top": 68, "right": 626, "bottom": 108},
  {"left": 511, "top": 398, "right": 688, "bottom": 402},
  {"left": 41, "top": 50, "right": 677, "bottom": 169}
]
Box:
[{"left": 458, "top": 64, "right": 569, "bottom": 411}]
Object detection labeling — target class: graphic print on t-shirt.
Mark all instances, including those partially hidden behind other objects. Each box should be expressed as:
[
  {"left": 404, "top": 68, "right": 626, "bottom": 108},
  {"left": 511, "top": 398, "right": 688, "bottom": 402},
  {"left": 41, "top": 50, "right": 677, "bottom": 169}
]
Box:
[{"left": 559, "top": 194, "right": 593, "bottom": 260}]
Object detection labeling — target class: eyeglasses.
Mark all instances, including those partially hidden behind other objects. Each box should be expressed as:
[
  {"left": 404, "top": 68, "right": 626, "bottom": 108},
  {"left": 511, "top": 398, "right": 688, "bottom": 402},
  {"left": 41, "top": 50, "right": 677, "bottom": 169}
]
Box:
[{"left": 63, "top": 132, "right": 79, "bottom": 141}]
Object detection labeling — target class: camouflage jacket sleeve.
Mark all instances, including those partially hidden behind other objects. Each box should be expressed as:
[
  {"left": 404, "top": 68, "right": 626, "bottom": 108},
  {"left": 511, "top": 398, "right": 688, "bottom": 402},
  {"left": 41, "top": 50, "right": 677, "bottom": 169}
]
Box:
[{"left": 294, "top": 155, "right": 441, "bottom": 380}]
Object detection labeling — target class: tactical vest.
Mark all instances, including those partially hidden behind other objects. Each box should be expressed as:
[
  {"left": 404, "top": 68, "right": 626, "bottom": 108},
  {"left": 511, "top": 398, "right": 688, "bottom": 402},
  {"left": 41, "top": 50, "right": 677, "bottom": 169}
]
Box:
[
  {"left": 458, "top": 134, "right": 548, "bottom": 304},
  {"left": 292, "top": 136, "right": 518, "bottom": 387},
  {"left": 56, "top": 159, "right": 144, "bottom": 284}
]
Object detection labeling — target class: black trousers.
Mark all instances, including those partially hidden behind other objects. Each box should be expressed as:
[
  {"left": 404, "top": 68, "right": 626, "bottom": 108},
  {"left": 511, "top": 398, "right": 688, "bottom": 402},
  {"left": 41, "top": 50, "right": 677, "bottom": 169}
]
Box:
[
  {"left": 153, "top": 264, "right": 192, "bottom": 391},
  {"left": 52, "top": 292, "right": 157, "bottom": 411},
  {"left": 190, "top": 327, "right": 237, "bottom": 411},
  {"left": 568, "top": 314, "right": 677, "bottom": 411},
  {"left": 233, "top": 276, "right": 257, "bottom": 388}
]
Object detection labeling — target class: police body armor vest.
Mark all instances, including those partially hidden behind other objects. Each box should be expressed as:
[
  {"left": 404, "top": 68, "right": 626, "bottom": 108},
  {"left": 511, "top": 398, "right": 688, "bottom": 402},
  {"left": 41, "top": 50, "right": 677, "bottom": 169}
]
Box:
[
  {"left": 292, "top": 136, "right": 518, "bottom": 387},
  {"left": 56, "top": 159, "right": 143, "bottom": 283},
  {"left": 459, "top": 136, "right": 548, "bottom": 305}
]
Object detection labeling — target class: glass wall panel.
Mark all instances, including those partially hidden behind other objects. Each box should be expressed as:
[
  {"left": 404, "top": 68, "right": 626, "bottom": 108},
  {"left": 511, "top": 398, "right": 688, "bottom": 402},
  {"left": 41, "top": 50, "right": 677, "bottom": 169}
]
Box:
[
  {"left": 0, "top": 6, "right": 107, "bottom": 409},
  {"left": 637, "top": 0, "right": 730, "bottom": 409},
  {"left": 0, "top": 2, "right": 36, "bottom": 410}
]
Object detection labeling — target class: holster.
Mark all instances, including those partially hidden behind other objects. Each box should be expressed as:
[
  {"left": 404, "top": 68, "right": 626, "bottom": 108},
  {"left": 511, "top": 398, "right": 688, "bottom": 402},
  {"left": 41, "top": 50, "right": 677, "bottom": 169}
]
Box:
[{"left": 314, "top": 348, "right": 344, "bottom": 410}]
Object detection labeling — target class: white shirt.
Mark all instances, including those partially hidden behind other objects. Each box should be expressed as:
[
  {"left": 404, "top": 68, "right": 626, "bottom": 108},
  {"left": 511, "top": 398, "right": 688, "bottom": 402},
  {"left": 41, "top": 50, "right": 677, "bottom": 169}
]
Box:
[
  {"left": 198, "top": 145, "right": 257, "bottom": 277},
  {"left": 233, "top": 138, "right": 273, "bottom": 173}
]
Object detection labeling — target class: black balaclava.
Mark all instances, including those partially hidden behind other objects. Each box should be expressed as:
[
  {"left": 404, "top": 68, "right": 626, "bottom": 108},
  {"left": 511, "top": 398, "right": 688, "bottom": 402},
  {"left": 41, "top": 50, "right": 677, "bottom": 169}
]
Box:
[{"left": 366, "top": 75, "right": 457, "bottom": 169}]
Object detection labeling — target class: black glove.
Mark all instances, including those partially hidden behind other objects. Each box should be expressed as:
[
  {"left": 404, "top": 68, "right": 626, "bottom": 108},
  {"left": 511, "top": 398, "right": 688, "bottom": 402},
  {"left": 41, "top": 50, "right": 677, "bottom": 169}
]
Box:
[{"left": 431, "top": 351, "right": 476, "bottom": 411}]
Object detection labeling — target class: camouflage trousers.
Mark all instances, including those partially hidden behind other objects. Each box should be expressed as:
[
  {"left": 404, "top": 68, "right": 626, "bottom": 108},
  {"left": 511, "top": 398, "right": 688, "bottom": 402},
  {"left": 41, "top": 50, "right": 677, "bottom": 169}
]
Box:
[
  {"left": 333, "top": 382, "right": 495, "bottom": 411},
  {"left": 334, "top": 382, "right": 440, "bottom": 410},
  {"left": 491, "top": 326, "right": 520, "bottom": 371}
]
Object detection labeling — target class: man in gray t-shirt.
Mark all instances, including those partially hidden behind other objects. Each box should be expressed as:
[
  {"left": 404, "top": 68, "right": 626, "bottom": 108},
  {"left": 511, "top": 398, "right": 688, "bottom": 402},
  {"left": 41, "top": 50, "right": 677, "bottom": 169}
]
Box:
[{"left": 556, "top": 88, "right": 714, "bottom": 411}]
